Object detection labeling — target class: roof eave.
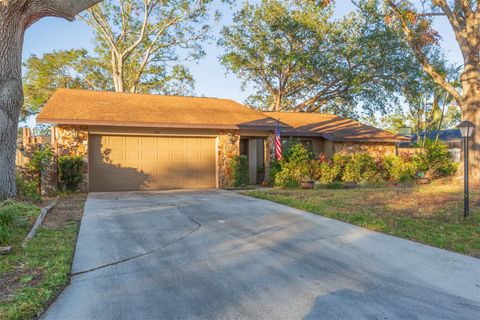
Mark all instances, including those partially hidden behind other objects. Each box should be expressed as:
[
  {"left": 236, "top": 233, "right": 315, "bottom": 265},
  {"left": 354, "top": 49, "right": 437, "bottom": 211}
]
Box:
[
  {"left": 36, "top": 118, "right": 240, "bottom": 130},
  {"left": 36, "top": 118, "right": 288, "bottom": 131}
]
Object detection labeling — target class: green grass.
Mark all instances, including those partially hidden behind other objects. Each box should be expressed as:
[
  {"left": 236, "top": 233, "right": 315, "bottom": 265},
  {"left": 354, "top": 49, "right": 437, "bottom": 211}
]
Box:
[
  {"left": 245, "top": 181, "right": 480, "bottom": 258},
  {"left": 0, "top": 200, "right": 40, "bottom": 247},
  {"left": 0, "top": 195, "right": 85, "bottom": 320}
]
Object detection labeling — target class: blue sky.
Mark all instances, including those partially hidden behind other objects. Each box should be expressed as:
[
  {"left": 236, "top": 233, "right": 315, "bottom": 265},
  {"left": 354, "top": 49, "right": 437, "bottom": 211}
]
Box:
[{"left": 23, "top": 0, "right": 462, "bottom": 105}]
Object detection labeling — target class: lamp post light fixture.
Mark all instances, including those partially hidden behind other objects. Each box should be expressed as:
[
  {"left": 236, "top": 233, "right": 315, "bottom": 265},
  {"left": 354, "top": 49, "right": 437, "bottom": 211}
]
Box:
[{"left": 458, "top": 120, "right": 476, "bottom": 218}]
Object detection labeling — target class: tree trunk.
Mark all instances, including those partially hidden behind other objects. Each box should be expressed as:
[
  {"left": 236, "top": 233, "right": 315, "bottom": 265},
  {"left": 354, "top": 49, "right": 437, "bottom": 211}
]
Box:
[
  {"left": 273, "top": 93, "right": 282, "bottom": 111},
  {"left": 0, "top": 13, "right": 25, "bottom": 199},
  {"left": 111, "top": 52, "right": 124, "bottom": 92},
  {"left": 460, "top": 56, "right": 480, "bottom": 181}
]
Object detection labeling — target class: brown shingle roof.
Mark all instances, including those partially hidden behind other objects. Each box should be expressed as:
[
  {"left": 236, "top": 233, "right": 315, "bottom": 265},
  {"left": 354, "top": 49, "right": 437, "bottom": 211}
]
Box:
[
  {"left": 36, "top": 89, "right": 278, "bottom": 129},
  {"left": 265, "top": 112, "right": 410, "bottom": 143}
]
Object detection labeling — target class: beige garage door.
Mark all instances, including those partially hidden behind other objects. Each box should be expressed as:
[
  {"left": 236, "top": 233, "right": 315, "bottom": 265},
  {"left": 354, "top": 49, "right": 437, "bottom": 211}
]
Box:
[{"left": 89, "top": 135, "right": 216, "bottom": 192}]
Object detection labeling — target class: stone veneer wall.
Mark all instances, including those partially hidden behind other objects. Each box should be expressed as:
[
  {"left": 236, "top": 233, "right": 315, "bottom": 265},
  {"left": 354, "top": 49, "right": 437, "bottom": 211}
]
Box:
[
  {"left": 54, "top": 125, "right": 89, "bottom": 191},
  {"left": 216, "top": 129, "right": 240, "bottom": 188},
  {"left": 264, "top": 132, "right": 276, "bottom": 183},
  {"left": 333, "top": 142, "right": 396, "bottom": 157}
]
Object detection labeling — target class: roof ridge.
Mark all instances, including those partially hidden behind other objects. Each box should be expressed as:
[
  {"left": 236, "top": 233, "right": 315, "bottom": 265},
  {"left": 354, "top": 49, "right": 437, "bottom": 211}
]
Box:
[{"left": 55, "top": 88, "right": 238, "bottom": 102}]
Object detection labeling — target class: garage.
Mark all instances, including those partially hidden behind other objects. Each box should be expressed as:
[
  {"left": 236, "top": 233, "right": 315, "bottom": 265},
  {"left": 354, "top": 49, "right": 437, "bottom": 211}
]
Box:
[{"left": 89, "top": 135, "right": 216, "bottom": 192}]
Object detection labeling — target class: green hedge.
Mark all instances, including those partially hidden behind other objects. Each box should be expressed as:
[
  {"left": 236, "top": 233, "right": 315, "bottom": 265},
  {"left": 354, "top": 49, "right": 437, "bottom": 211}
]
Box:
[
  {"left": 271, "top": 140, "right": 458, "bottom": 188},
  {"left": 58, "top": 156, "right": 84, "bottom": 192},
  {"left": 232, "top": 155, "right": 249, "bottom": 187}
]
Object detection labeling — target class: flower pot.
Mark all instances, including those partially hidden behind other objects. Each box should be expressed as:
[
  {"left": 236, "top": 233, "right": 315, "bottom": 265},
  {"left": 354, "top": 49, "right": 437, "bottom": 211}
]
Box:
[
  {"left": 343, "top": 181, "right": 357, "bottom": 189},
  {"left": 300, "top": 180, "right": 315, "bottom": 189},
  {"left": 415, "top": 177, "right": 430, "bottom": 185}
]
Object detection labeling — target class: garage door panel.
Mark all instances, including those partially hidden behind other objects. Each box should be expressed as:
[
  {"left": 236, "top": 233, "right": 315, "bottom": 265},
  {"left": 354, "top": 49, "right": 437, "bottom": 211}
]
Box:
[{"left": 89, "top": 135, "right": 216, "bottom": 192}]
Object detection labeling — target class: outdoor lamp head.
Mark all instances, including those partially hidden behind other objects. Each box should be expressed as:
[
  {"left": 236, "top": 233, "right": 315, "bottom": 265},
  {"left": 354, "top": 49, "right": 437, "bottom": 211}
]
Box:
[{"left": 458, "top": 120, "right": 476, "bottom": 138}]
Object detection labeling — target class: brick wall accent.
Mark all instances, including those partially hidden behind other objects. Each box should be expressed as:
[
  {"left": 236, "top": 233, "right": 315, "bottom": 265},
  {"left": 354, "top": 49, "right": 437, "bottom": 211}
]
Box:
[
  {"left": 333, "top": 142, "right": 396, "bottom": 157},
  {"left": 217, "top": 129, "right": 240, "bottom": 188}
]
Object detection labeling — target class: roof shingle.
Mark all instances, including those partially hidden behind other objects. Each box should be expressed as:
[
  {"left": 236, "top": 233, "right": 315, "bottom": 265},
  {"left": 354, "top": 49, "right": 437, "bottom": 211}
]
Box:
[
  {"left": 36, "top": 89, "right": 278, "bottom": 129},
  {"left": 264, "top": 112, "right": 409, "bottom": 142}
]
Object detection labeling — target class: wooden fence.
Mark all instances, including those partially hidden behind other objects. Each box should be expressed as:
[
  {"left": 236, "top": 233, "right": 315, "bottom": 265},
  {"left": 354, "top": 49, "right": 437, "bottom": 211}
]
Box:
[{"left": 15, "top": 128, "right": 51, "bottom": 167}]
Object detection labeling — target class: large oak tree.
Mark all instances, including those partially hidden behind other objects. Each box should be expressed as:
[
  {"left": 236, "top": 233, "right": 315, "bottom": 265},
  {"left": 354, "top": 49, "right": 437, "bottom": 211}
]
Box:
[
  {"left": 0, "top": 0, "right": 102, "bottom": 199},
  {"left": 219, "top": 0, "right": 428, "bottom": 117},
  {"left": 81, "top": 0, "right": 219, "bottom": 93},
  {"left": 383, "top": 0, "right": 480, "bottom": 177}
]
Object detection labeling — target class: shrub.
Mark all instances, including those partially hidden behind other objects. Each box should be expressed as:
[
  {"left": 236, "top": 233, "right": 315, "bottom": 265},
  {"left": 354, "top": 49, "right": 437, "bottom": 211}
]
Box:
[
  {"left": 414, "top": 139, "right": 458, "bottom": 178},
  {"left": 317, "top": 162, "right": 341, "bottom": 184},
  {"left": 23, "top": 144, "right": 53, "bottom": 180},
  {"left": 268, "top": 160, "right": 281, "bottom": 186},
  {"left": 232, "top": 155, "right": 249, "bottom": 187},
  {"left": 18, "top": 144, "right": 53, "bottom": 198},
  {"left": 341, "top": 157, "right": 358, "bottom": 182},
  {"left": 383, "top": 155, "right": 417, "bottom": 182},
  {"left": 58, "top": 156, "right": 84, "bottom": 191},
  {"left": 275, "top": 144, "right": 313, "bottom": 188},
  {"left": 16, "top": 173, "right": 41, "bottom": 201},
  {"left": 342, "top": 153, "right": 382, "bottom": 183}
]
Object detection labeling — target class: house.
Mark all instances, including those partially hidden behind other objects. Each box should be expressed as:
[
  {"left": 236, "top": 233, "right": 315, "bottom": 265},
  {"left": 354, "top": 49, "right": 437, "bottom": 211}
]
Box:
[
  {"left": 264, "top": 112, "right": 408, "bottom": 158},
  {"left": 399, "top": 129, "right": 462, "bottom": 149},
  {"left": 36, "top": 89, "right": 408, "bottom": 192}
]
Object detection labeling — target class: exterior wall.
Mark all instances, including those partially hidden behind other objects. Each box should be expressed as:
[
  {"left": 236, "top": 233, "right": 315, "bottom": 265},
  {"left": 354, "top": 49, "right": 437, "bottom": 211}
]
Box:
[
  {"left": 312, "top": 138, "right": 324, "bottom": 155},
  {"left": 324, "top": 140, "right": 334, "bottom": 159},
  {"left": 332, "top": 141, "right": 397, "bottom": 157},
  {"left": 53, "top": 126, "right": 242, "bottom": 190},
  {"left": 216, "top": 129, "right": 240, "bottom": 188},
  {"left": 264, "top": 131, "right": 276, "bottom": 182},
  {"left": 248, "top": 139, "right": 258, "bottom": 184}
]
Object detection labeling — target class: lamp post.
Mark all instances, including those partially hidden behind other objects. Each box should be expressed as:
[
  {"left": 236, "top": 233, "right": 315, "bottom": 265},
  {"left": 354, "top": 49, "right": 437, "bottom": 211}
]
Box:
[{"left": 458, "top": 120, "right": 476, "bottom": 218}]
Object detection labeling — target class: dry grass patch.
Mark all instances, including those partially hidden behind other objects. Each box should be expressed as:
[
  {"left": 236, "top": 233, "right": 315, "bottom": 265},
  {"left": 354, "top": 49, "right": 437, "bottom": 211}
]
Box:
[{"left": 246, "top": 181, "right": 480, "bottom": 258}]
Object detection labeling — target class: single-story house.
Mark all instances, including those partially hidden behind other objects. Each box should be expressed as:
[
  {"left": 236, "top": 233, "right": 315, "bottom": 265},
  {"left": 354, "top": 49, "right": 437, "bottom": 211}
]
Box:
[
  {"left": 264, "top": 112, "right": 408, "bottom": 158},
  {"left": 36, "top": 89, "right": 408, "bottom": 192}
]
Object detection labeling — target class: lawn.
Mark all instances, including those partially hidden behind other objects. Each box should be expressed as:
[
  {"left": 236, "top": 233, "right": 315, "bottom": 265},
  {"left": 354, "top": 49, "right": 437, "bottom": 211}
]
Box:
[
  {"left": 245, "top": 181, "right": 480, "bottom": 258},
  {"left": 0, "top": 194, "right": 86, "bottom": 320}
]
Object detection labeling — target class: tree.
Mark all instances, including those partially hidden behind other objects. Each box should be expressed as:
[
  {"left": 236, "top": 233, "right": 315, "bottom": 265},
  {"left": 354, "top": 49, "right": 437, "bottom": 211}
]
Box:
[
  {"left": 81, "top": 0, "right": 219, "bottom": 93},
  {"left": 0, "top": 0, "right": 103, "bottom": 199},
  {"left": 384, "top": 0, "right": 480, "bottom": 177},
  {"left": 22, "top": 49, "right": 111, "bottom": 121},
  {"left": 219, "top": 0, "right": 424, "bottom": 116}
]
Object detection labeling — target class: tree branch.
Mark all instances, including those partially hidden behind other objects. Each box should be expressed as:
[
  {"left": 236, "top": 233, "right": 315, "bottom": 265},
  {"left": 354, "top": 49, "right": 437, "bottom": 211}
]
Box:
[
  {"left": 25, "top": 0, "right": 102, "bottom": 28},
  {"left": 387, "top": 0, "right": 463, "bottom": 105}
]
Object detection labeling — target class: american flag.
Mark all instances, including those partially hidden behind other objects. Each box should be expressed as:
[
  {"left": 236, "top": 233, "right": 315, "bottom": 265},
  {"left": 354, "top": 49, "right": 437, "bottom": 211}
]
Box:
[{"left": 275, "top": 121, "right": 282, "bottom": 160}]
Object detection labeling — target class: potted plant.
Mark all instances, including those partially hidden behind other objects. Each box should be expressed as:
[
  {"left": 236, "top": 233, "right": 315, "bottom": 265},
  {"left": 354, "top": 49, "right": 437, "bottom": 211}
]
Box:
[
  {"left": 415, "top": 171, "right": 430, "bottom": 185},
  {"left": 300, "top": 158, "right": 316, "bottom": 189},
  {"left": 300, "top": 176, "right": 315, "bottom": 189}
]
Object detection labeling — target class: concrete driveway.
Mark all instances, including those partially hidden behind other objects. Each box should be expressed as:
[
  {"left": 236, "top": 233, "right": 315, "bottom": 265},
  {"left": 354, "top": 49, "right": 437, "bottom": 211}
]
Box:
[{"left": 43, "top": 190, "right": 480, "bottom": 320}]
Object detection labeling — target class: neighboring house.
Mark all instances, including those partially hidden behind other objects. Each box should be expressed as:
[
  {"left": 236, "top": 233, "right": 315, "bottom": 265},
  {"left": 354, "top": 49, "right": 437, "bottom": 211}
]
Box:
[
  {"left": 36, "top": 89, "right": 408, "bottom": 192},
  {"left": 399, "top": 129, "right": 462, "bottom": 149},
  {"left": 398, "top": 129, "right": 462, "bottom": 162}
]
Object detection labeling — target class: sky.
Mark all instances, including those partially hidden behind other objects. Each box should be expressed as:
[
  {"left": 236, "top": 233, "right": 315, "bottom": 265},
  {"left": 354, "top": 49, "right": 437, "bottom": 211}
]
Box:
[{"left": 23, "top": 0, "right": 463, "bottom": 124}]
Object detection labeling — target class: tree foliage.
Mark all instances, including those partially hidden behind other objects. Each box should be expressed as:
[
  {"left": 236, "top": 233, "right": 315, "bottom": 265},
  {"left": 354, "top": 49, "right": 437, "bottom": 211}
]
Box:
[
  {"left": 81, "top": 0, "right": 221, "bottom": 93},
  {"left": 219, "top": 0, "right": 428, "bottom": 116},
  {"left": 22, "top": 0, "right": 229, "bottom": 118},
  {"left": 22, "top": 49, "right": 110, "bottom": 120}
]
